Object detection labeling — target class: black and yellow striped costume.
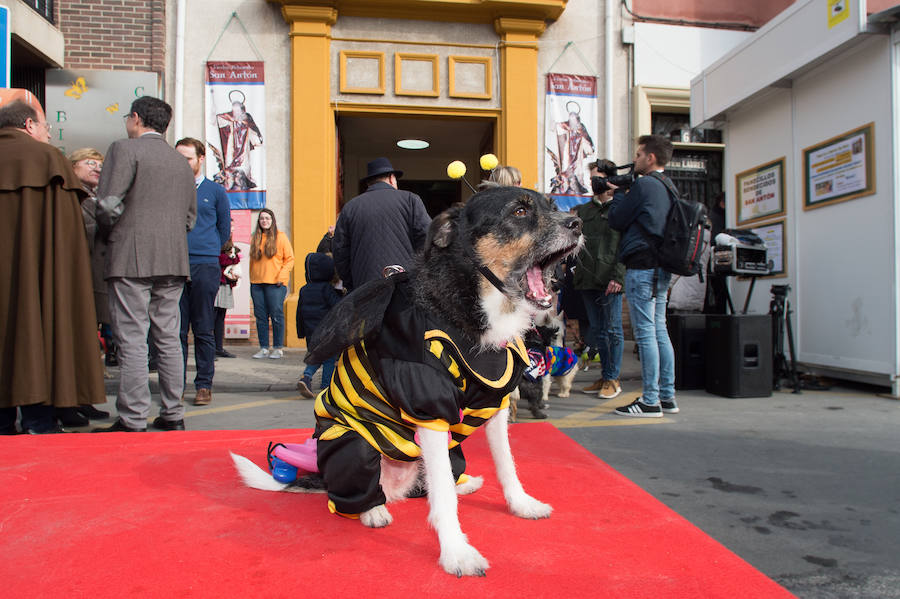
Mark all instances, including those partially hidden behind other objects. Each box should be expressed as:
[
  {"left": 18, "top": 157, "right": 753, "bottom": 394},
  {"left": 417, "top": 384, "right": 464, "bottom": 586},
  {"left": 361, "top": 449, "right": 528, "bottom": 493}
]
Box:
[{"left": 312, "top": 278, "right": 528, "bottom": 517}]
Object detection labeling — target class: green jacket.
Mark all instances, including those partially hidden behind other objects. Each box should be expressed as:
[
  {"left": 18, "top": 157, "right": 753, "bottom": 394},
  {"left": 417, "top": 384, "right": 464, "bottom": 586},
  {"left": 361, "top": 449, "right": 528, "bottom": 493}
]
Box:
[{"left": 573, "top": 198, "right": 625, "bottom": 290}]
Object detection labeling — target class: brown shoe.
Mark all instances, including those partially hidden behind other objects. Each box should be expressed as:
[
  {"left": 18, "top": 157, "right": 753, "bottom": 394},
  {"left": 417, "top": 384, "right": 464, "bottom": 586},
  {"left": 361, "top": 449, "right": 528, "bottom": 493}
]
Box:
[
  {"left": 583, "top": 379, "right": 605, "bottom": 393},
  {"left": 193, "top": 388, "right": 212, "bottom": 406},
  {"left": 599, "top": 379, "right": 622, "bottom": 399}
]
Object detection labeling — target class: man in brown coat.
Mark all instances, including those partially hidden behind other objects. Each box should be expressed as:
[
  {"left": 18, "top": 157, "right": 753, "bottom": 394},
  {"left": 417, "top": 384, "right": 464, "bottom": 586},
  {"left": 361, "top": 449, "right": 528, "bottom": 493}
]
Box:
[
  {"left": 93, "top": 96, "right": 197, "bottom": 433},
  {"left": 0, "top": 99, "right": 105, "bottom": 434}
]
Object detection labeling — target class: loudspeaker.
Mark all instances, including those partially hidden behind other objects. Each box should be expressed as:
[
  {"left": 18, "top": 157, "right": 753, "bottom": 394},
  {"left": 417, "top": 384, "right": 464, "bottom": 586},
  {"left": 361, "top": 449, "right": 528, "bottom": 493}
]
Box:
[
  {"left": 667, "top": 313, "right": 706, "bottom": 390},
  {"left": 705, "top": 314, "right": 773, "bottom": 398}
]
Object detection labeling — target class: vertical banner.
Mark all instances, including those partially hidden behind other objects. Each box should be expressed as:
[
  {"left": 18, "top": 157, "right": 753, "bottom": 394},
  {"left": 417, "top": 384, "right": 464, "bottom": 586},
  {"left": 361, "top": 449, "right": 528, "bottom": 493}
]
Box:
[
  {"left": 544, "top": 73, "right": 598, "bottom": 211},
  {"left": 225, "top": 209, "right": 253, "bottom": 339},
  {"left": 205, "top": 61, "right": 266, "bottom": 210}
]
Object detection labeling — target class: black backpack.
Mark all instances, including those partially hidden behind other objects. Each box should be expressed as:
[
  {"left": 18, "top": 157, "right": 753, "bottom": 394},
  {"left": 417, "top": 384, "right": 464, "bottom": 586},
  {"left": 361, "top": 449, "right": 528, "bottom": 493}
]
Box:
[{"left": 640, "top": 171, "right": 709, "bottom": 278}]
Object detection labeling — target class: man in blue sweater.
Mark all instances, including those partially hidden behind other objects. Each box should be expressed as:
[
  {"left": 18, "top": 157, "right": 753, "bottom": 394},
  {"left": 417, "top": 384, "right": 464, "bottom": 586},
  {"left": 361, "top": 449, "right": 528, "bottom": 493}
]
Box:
[
  {"left": 607, "top": 134, "right": 678, "bottom": 418},
  {"left": 174, "top": 137, "right": 231, "bottom": 416}
]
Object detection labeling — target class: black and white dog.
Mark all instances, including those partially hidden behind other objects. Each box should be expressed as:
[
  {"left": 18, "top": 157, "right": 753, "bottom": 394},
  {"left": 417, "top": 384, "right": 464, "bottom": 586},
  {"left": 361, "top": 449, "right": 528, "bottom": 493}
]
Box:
[{"left": 232, "top": 187, "right": 582, "bottom": 577}]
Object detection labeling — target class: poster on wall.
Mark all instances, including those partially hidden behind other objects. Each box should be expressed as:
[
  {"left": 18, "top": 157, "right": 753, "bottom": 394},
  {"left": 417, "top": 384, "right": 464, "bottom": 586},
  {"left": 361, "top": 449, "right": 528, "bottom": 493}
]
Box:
[
  {"left": 544, "top": 73, "right": 598, "bottom": 211},
  {"left": 803, "top": 122, "right": 874, "bottom": 211},
  {"left": 205, "top": 61, "right": 266, "bottom": 210},
  {"left": 748, "top": 219, "right": 786, "bottom": 277},
  {"left": 735, "top": 157, "right": 785, "bottom": 225},
  {"left": 225, "top": 209, "right": 253, "bottom": 339}
]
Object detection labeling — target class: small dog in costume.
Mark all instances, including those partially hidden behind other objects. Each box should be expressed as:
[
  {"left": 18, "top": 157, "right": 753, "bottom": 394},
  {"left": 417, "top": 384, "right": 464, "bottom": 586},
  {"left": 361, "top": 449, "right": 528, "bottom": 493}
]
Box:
[{"left": 232, "top": 187, "right": 582, "bottom": 577}]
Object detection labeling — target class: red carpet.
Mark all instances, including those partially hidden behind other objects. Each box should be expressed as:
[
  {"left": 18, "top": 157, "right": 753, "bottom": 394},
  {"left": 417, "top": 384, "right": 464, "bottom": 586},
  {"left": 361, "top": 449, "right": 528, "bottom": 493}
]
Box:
[{"left": 0, "top": 424, "right": 793, "bottom": 598}]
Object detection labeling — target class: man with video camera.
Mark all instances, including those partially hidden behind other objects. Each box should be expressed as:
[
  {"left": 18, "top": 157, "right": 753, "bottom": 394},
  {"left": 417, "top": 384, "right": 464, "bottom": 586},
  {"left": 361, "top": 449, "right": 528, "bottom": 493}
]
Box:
[
  {"left": 574, "top": 159, "right": 626, "bottom": 400},
  {"left": 607, "top": 134, "right": 679, "bottom": 418}
]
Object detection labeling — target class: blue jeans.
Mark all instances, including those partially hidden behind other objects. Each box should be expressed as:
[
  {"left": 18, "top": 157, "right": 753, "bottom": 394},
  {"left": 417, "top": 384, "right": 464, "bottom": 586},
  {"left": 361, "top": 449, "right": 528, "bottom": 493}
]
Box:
[
  {"left": 180, "top": 263, "right": 220, "bottom": 390},
  {"left": 625, "top": 268, "right": 675, "bottom": 405},
  {"left": 251, "top": 283, "right": 287, "bottom": 349},
  {"left": 580, "top": 289, "right": 624, "bottom": 380},
  {"left": 303, "top": 356, "right": 336, "bottom": 390}
]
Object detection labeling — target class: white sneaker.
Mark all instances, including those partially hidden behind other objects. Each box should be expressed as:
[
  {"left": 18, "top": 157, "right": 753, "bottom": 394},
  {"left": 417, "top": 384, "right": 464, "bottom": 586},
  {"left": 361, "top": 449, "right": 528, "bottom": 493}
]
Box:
[
  {"left": 252, "top": 348, "right": 270, "bottom": 359},
  {"left": 268, "top": 348, "right": 284, "bottom": 359}
]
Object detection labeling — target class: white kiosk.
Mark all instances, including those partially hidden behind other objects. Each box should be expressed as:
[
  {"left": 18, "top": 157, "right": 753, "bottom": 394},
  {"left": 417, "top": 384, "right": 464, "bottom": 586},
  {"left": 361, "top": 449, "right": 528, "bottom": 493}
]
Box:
[{"left": 691, "top": 0, "right": 900, "bottom": 395}]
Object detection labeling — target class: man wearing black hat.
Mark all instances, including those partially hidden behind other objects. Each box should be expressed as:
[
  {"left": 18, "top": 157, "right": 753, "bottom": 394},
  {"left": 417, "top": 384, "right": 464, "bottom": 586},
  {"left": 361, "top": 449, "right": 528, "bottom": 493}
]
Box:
[{"left": 333, "top": 157, "right": 431, "bottom": 290}]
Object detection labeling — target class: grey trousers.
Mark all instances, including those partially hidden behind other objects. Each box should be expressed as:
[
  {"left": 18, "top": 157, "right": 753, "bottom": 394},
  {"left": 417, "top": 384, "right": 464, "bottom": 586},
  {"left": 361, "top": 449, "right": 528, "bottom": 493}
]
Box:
[{"left": 108, "top": 276, "right": 186, "bottom": 428}]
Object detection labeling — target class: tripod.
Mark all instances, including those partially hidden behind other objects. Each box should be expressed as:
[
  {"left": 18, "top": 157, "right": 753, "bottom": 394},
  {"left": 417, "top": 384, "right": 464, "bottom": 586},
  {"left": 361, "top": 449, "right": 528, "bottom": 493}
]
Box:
[{"left": 770, "top": 284, "right": 801, "bottom": 393}]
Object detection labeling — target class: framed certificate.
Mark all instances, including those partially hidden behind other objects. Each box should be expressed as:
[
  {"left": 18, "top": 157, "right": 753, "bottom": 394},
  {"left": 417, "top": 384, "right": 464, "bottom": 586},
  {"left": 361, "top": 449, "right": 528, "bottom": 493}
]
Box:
[{"left": 803, "top": 122, "right": 875, "bottom": 210}]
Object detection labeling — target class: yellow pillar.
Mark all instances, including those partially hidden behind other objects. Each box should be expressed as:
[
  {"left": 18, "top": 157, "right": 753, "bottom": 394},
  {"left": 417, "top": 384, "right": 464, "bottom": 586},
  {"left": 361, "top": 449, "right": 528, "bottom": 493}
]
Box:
[
  {"left": 280, "top": 5, "right": 337, "bottom": 347},
  {"left": 494, "top": 17, "right": 545, "bottom": 191}
]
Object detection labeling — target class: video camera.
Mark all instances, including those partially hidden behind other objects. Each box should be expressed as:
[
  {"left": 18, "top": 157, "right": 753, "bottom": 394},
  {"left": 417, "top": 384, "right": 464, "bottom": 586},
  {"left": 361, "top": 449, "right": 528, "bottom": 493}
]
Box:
[{"left": 590, "top": 160, "right": 635, "bottom": 194}]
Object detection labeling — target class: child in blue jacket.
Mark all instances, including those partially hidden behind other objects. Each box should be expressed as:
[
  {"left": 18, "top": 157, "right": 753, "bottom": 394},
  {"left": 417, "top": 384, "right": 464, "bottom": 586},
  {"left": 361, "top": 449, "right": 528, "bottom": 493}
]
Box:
[{"left": 296, "top": 252, "right": 343, "bottom": 398}]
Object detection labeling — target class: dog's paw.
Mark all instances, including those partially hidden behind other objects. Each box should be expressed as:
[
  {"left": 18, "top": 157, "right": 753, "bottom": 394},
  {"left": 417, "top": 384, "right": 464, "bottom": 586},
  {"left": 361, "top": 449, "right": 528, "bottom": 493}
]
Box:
[
  {"left": 360, "top": 504, "right": 393, "bottom": 528},
  {"left": 455, "top": 475, "right": 483, "bottom": 495},
  {"left": 439, "top": 542, "right": 490, "bottom": 577},
  {"left": 557, "top": 391, "right": 570, "bottom": 398},
  {"left": 509, "top": 494, "right": 553, "bottom": 520}
]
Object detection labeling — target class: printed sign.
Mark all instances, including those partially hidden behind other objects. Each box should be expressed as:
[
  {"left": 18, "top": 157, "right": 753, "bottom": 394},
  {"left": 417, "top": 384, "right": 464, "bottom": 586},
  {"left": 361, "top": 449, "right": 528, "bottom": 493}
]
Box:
[
  {"left": 544, "top": 73, "right": 598, "bottom": 211},
  {"left": 828, "top": 0, "right": 850, "bottom": 29},
  {"left": 749, "top": 219, "right": 786, "bottom": 277},
  {"left": 205, "top": 61, "right": 266, "bottom": 210},
  {"left": 225, "top": 209, "right": 252, "bottom": 339},
  {"left": 45, "top": 69, "right": 160, "bottom": 157},
  {"left": 0, "top": 5, "right": 9, "bottom": 88},
  {"left": 803, "top": 122, "right": 874, "bottom": 210},
  {"left": 735, "top": 157, "right": 785, "bottom": 225}
]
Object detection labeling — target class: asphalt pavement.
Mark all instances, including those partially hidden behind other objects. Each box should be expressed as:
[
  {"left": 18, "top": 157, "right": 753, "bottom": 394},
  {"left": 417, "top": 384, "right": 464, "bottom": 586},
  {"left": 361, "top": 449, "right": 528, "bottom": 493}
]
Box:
[{"left": 85, "top": 341, "right": 900, "bottom": 599}]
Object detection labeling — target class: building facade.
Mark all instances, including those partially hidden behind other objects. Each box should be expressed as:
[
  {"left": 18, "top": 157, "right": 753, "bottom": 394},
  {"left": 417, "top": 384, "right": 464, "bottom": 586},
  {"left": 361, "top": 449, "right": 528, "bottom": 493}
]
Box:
[{"left": 7, "top": 0, "right": 792, "bottom": 348}]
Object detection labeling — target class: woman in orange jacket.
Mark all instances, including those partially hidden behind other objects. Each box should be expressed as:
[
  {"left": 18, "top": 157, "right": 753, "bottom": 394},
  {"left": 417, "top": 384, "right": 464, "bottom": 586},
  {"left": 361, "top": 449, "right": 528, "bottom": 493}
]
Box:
[{"left": 249, "top": 209, "right": 294, "bottom": 359}]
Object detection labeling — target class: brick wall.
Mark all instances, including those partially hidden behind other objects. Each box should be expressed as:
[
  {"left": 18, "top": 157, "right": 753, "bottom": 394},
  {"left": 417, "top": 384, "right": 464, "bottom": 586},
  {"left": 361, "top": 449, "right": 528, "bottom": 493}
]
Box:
[{"left": 58, "top": 0, "right": 166, "bottom": 72}]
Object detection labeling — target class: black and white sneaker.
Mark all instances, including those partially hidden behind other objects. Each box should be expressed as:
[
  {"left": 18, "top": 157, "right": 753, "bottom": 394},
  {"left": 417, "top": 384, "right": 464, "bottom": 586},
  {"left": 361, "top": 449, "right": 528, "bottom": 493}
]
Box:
[
  {"left": 660, "top": 398, "right": 679, "bottom": 414},
  {"left": 614, "top": 398, "right": 662, "bottom": 418}
]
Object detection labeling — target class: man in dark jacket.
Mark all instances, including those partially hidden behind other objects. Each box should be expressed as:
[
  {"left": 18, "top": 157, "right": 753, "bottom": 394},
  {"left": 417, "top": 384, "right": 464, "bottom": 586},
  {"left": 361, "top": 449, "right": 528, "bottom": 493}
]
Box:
[
  {"left": 607, "top": 134, "right": 678, "bottom": 418},
  {"left": 332, "top": 158, "right": 431, "bottom": 290},
  {"left": 574, "top": 160, "right": 625, "bottom": 399}
]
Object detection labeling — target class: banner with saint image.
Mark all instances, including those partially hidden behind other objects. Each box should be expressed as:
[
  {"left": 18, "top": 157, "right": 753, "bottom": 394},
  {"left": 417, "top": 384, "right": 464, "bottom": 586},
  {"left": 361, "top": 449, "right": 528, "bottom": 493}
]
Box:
[
  {"left": 205, "top": 61, "right": 266, "bottom": 209},
  {"left": 544, "top": 73, "right": 598, "bottom": 211}
]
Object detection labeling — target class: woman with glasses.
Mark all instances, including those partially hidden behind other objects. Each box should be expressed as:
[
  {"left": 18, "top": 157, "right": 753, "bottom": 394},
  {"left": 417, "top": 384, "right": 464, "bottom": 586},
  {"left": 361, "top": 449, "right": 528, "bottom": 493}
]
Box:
[{"left": 63, "top": 148, "right": 113, "bottom": 425}]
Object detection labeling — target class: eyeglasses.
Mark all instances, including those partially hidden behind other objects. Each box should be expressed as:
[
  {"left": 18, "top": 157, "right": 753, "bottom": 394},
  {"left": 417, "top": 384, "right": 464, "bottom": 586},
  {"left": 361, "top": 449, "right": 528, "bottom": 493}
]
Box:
[{"left": 82, "top": 160, "right": 102, "bottom": 169}]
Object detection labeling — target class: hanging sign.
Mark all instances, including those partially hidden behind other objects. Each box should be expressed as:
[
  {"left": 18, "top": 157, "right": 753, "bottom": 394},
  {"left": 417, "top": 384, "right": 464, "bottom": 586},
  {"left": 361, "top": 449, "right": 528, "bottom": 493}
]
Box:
[
  {"left": 544, "top": 73, "right": 598, "bottom": 211},
  {"left": 205, "top": 61, "right": 266, "bottom": 210}
]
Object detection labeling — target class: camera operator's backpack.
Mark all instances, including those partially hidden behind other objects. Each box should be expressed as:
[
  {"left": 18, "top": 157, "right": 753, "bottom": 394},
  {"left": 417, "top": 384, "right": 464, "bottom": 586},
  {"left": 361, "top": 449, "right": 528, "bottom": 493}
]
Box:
[{"left": 640, "top": 171, "right": 709, "bottom": 278}]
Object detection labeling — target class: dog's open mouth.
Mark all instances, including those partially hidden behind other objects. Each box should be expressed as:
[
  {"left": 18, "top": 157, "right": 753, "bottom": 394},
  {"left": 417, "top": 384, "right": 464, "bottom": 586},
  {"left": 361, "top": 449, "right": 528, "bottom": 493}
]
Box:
[{"left": 522, "top": 243, "right": 580, "bottom": 309}]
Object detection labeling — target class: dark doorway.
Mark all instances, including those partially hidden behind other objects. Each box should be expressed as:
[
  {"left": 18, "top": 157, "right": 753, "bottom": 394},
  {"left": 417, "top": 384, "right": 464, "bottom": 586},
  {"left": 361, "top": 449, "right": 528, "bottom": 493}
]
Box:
[{"left": 398, "top": 180, "right": 461, "bottom": 217}]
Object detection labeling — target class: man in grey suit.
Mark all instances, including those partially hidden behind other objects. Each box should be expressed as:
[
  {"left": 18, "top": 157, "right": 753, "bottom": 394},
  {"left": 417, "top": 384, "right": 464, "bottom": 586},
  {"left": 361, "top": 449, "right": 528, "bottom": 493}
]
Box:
[{"left": 93, "top": 97, "right": 197, "bottom": 432}]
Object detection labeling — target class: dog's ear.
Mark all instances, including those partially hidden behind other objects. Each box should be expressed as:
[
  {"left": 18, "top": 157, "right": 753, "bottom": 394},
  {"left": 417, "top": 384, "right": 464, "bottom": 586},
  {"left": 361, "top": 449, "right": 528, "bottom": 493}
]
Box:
[{"left": 427, "top": 204, "right": 463, "bottom": 249}]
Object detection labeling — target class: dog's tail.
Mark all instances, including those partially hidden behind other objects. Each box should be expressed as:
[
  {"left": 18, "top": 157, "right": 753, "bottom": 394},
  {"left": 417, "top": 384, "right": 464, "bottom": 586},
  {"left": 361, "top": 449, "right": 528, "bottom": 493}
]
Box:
[
  {"left": 230, "top": 452, "right": 327, "bottom": 494},
  {"left": 230, "top": 452, "right": 290, "bottom": 491}
]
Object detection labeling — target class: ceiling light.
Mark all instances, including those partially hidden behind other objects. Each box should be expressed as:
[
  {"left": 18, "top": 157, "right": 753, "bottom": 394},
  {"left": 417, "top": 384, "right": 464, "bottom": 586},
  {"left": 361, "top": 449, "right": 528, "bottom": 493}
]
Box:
[{"left": 397, "top": 139, "right": 429, "bottom": 150}]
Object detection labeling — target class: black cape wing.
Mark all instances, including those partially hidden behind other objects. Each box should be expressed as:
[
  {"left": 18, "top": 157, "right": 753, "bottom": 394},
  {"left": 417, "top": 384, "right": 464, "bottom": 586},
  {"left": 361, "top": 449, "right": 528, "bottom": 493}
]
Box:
[{"left": 304, "top": 274, "right": 401, "bottom": 365}]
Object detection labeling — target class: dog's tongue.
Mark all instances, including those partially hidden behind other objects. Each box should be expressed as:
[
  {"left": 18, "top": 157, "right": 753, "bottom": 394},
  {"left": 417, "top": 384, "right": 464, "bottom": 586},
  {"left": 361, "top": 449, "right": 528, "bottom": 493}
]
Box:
[{"left": 525, "top": 265, "right": 552, "bottom": 307}]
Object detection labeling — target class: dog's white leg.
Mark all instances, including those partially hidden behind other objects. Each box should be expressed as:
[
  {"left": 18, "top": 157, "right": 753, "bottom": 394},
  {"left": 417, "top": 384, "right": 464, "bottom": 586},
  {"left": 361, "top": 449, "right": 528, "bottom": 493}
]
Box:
[
  {"left": 379, "top": 456, "right": 420, "bottom": 503},
  {"left": 485, "top": 409, "right": 553, "bottom": 520},
  {"left": 418, "top": 426, "right": 489, "bottom": 577},
  {"left": 360, "top": 504, "right": 393, "bottom": 528},
  {"left": 455, "top": 475, "right": 483, "bottom": 495},
  {"left": 557, "top": 367, "right": 577, "bottom": 398},
  {"left": 541, "top": 375, "right": 551, "bottom": 405}
]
